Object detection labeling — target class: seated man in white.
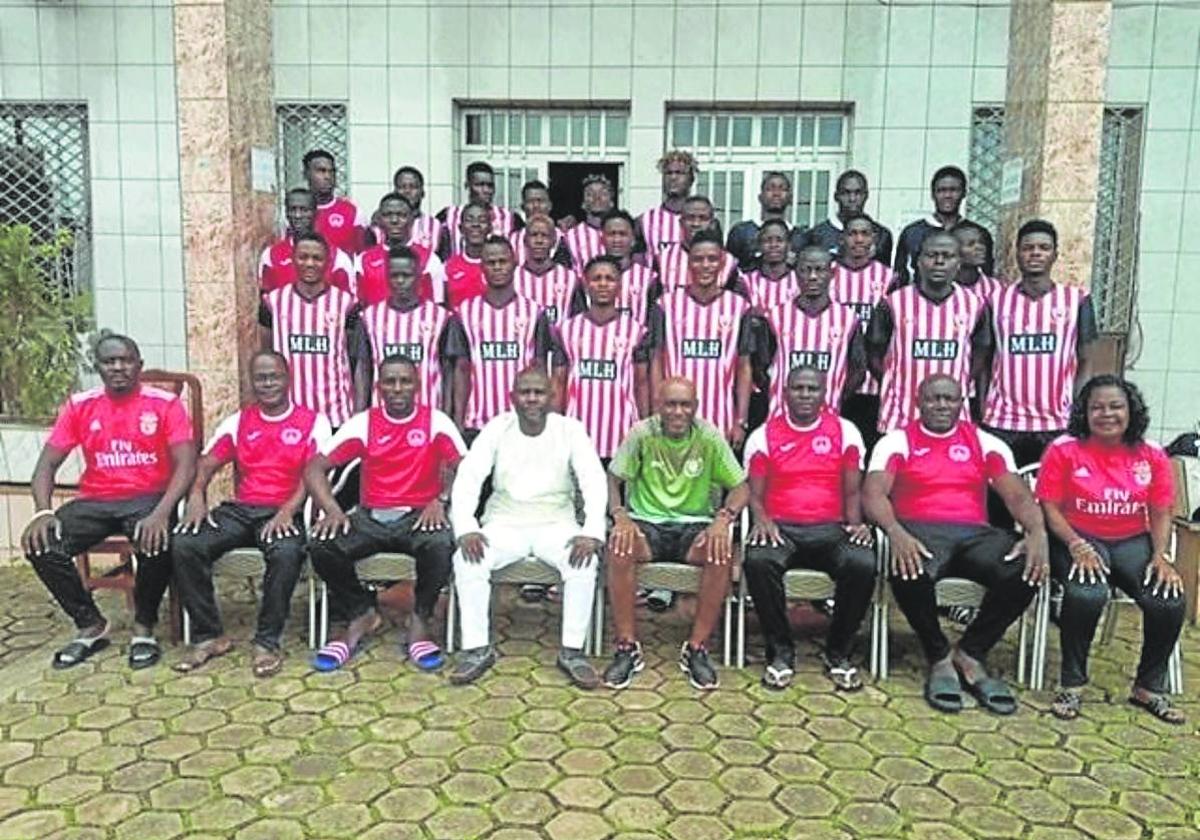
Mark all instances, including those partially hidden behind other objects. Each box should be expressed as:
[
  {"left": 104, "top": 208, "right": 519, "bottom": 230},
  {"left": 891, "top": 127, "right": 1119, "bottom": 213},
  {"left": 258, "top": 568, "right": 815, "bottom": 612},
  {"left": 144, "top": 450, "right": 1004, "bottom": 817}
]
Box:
[{"left": 449, "top": 367, "right": 607, "bottom": 687}]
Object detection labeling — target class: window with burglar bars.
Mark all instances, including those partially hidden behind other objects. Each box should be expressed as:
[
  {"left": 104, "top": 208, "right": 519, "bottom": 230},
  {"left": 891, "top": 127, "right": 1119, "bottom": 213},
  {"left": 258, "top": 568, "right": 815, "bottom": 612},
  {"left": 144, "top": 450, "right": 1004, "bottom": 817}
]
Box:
[
  {"left": 666, "top": 109, "right": 849, "bottom": 235},
  {"left": 1092, "top": 107, "right": 1144, "bottom": 335},
  {"left": 968, "top": 105, "right": 1006, "bottom": 234},
  {"left": 0, "top": 103, "right": 91, "bottom": 293},
  {"left": 275, "top": 103, "right": 349, "bottom": 204},
  {"left": 457, "top": 107, "right": 630, "bottom": 209}
]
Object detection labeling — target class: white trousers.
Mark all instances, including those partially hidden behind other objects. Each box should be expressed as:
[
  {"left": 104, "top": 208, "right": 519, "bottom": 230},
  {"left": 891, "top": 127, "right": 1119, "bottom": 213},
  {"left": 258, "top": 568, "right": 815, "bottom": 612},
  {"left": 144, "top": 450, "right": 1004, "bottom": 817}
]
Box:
[{"left": 453, "top": 522, "right": 598, "bottom": 650}]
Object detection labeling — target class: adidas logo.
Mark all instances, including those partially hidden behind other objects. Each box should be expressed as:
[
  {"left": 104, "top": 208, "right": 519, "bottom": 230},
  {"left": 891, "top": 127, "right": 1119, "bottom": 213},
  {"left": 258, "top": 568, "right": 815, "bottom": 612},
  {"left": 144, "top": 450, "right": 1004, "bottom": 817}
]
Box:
[{"left": 1073, "top": 466, "right": 1091, "bottom": 479}]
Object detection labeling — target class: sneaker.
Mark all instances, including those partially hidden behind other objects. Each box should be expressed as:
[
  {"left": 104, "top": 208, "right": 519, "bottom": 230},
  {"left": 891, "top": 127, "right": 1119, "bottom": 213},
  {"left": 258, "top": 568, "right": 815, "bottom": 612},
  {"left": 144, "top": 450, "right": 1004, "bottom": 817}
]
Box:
[
  {"left": 940, "top": 605, "right": 977, "bottom": 627},
  {"left": 520, "top": 585, "right": 548, "bottom": 603},
  {"left": 761, "top": 653, "right": 795, "bottom": 690},
  {"left": 448, "top": 646, "right": 496, "bottom": 685},
  {"left": 603, "top": 642, "right": 645, "bottom": 689},
  {"left": 646, "top": 589, "right": 675, "bottom": 612},
  {"left": 822, "top": 653, "right": 863, "bottom": 692},
  {"left": 679, "top": 642, "right": 719, "bottom": 690},
  {"left": 557, "top": 647, "right": 600, "bottom": 689}
]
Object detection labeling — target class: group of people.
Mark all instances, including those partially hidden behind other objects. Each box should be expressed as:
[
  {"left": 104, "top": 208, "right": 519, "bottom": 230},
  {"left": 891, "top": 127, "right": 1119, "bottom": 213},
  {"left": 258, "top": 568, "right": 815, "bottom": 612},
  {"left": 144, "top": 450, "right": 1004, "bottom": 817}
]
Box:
[{"left": 20, "top": 149, "right": 1186, "bottom": 725}]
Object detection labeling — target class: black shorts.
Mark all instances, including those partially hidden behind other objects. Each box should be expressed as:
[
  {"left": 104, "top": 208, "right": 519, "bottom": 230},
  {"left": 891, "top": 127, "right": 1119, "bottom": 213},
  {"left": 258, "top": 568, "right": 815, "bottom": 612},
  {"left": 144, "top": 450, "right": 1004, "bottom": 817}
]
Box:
[{"left": 633, "top": 520, "right": 708, "bottom": 563}]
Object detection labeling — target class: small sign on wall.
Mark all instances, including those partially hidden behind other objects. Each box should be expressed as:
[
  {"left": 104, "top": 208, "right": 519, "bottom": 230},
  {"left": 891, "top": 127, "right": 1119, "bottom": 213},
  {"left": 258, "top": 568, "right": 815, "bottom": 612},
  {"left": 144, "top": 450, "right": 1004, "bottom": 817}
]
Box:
[
  {"left": 1001, "top": 157, "right": 1024, "bottom": 206},
  {"left": 251, "top": 147, "right": 277, "bottom": 194}
]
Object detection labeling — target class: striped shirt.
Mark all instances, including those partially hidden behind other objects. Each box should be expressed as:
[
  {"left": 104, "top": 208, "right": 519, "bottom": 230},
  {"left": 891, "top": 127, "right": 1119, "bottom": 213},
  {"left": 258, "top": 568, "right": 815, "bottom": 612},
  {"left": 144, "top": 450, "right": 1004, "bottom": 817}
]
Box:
[
  {"left": 742, "top": 268, "right": 802, "bottom": 312},
  {"left": 442, "top": 205, "right": 520, "bottom": 255},
  {"left": 657, "top": 288, "right": 752, "bottom": 435},
  {"left": 360, "top": 300, "right": 454, "bottom": 409},
  {"left": 764, "top": 301, "right": 861, "bottom": 414},
  {"left": 959, "top": 271, "right": 1006, "bottom": 303},
  {"left": 457, "top": 295, "right": 544, "bottom": 430},
  {"left": 983, "top": 283, "right": 1088, "bottom": 432},
  {"left": 565, "top": 223, "right": 605, "bottom": 269},
  {"left": 874, "top": 285, "right": 985, "bottom": 432},
  {"left": 639, "top": 204, "right": 684, "bottom": 258},
  {"left": 409, "top": 214, "right": 443, "bottom": 252},
  {"left": 258, "top": 237, "right": 354, "bottom": 294},
  {"left": 559, "top": 312, "right": 648, "bottom": 458},
  {"left": 263, "top": 285, "right": 358, "bottom": 427},
  {"left": 832, "top": 260, "right": 894, "bottom": 395},
  {"left": 508, "top": 227, "right": 565, "bottom": 267},
  {"left": 657, "top": 242, "right": 739, "bottom": 294},
  {"left": 513, "top": 264, "right": 580, "bottom": 325}
]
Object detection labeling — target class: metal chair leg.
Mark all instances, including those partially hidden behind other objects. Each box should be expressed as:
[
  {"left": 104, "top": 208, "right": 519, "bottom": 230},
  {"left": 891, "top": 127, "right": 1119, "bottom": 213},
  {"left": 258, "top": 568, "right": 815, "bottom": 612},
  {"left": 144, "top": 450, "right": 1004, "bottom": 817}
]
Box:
[
  {"left": 722, "top": 595, "right": 732, "bottom": 668},
  {"left": 182, "top": 608, "right": 192, "bottom": 646},
  {"left": 736, "top": 577, "right": 747, "bottom": 670},
  {"left": 319, "top": 583, "right": 329, "bottom": 648},
  {"left": 307, "top": 574, "right": 316, "bottom": 650},
  {"left": 591, "top": 579, "right": 605, "bottom": 657},
  {"left": 445, "top": 584, "right": 457, "bottom": 655}
]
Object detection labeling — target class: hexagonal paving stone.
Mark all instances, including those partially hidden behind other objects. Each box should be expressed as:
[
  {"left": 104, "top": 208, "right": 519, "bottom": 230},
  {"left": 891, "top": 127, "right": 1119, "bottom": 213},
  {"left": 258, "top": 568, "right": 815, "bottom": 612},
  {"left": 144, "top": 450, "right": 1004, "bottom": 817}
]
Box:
[
  {"left": 392, "top": 757, "right": 451, "bottom": 786},
  {"left": 452, "top": 745, "right": 510, "bottom": 772},
  {"left": 716, "top": 766, "right": 778, "bottom": 799},
  {"left": 113, "top": 810, "right": 184, "bottom": 840},
  {"left": 604, "top": 794, "right": 671, "bottom": 831},
  {"left": 665, "top": 814, "right": 732, "bottom": 840},
  {"left": 720, "top": 799, "right": 788, "bottom": 834},
  {"left": 551, "top": 776, "right": 613, "bottom": 809},
  {"left": 814, "top": 741, "right": 874, "bottom": 770},
  {"left": 0, "top": 809, "right": 67, "bottom": 839},
  {"left": 73, "top": 792, "right": 140, "bottom": 827},
  {"left": 662, "top": 779, "right": 726, "bottom": 814},
  {"left": 662, "top": 749, "right": 722, "bottom": 780},
  {"left": 148, "top": 778, "right": 213, "bottom": 810},
  {"left": 555, "top": 747, "right": 615, "bottom": 776},
  {"left": 491, "top": 790, "right": 555, "bottom": 826},
  {"left": 544, "top": 812, "right": 611, "bottom": 840},
  {"left": 188, "top": 797, "right": 259, "bottom": 833},
  {"left": 937, "top": 771, "right": 1001, "bottom": 805},
  {"left": 441, "top": 771, "right": 504, "bottom": 804},
  {"left": 608, "top": 764, "right": 669, "bottom": 795},
  {"left": 1003, "top": 788, "right": 1073, "bottom": 825},
  {"left": 956, "top": 805, "right": 1028, "bottom": 838},
  {"left": 260, "top": 784, "right": 325, "bottom": 816},
  {"left": 234, "top": 818, "right": 306, "bottom": 840},
  {"left": 766, "top": 753, "right": 826, "bottom": 783},
  {"left": 837, "top": 801, "right": 902, "bottom": 836},
  {"left": 1073, "top": 808, "right": 1144, "bottom": 840},
  {"left": 890, "top": 784, "right": 955, "bottom": 820},
  {"left": 424, "top": 806, "right": 493, "bottom": 840}
]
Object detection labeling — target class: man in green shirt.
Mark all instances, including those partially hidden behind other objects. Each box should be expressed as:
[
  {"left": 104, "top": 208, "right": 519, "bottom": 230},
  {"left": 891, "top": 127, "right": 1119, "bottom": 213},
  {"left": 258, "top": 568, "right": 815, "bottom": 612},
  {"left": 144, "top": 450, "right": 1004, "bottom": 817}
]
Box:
[{"left": 604, "top": 378, "right": 749, "bottom": 690}]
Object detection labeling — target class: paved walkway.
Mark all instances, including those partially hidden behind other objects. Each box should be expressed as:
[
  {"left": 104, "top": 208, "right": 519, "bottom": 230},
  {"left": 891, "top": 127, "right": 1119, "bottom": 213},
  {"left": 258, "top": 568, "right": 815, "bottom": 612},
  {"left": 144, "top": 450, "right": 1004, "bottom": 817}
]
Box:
[{"left": 0, "top": 565, "right": 1195, "bottom": 839}]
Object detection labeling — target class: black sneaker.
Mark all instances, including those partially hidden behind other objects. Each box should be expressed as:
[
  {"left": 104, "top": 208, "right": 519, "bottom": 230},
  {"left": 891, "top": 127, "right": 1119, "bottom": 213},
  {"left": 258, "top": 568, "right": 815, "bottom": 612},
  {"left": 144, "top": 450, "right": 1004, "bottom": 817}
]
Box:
[
  {"left": 761, "top": 653, "right": 795, "bottom": 690},
  {"left": 557, "top": 647, "right": 600, "bottom": 689},
  {"left": 448, "top": 646, "right": 495, "bottom": 685},
  {"left": 603, "top": 642, "right": 645, "bottom": 689},
  {"left": 679, "top": 642, "right": 719, "bottom": 690},
  {"left": 520, "top": 585, "right": 549, "bottom": 603}
]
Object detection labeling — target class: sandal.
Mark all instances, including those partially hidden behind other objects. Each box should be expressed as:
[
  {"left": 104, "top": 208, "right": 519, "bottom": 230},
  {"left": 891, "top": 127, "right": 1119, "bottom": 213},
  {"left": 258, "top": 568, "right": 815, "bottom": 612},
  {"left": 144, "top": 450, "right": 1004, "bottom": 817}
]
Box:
[
  {"left": 1051, "top": 689, "right": 1082, "bottom": 720},
  {"left": 252, "top": 648, "right": 284, "bottom": 678},
  {"left": 961, "top": 675, "right": 1018, "bottom": 715},
  {"left": 173, "top": 637, "right": 234, "bottom": 673},
  {"left": 407, "top": 640, "right": 445, "bottom": 672},
  {"left": 52, "top": 630, "right": 111, "bottom": 670},
  {"left": 312, "top": 640, "right": 356, "bottom": 672},
  {"left": 925, "top": 662, "right": 964, "bottom": 713},
  {"left": 1128, "top": 692, "right": 1186, "bottom": 725},
  {"left": 824, "top": 657, "right": 864, "bottom": 692},
  {"left": 128, "top": 637, "right": 162, "bottom": 670}
]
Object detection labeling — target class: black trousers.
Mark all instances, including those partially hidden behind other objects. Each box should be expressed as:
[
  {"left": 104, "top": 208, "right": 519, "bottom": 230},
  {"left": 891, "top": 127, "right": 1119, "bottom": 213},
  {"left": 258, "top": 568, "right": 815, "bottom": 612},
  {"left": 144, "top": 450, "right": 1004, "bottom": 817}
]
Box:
[
  {"left": 888, "top": 522, "right": 1031, "bottom": 665},
  {"left": 171, "top": 502, "right": 306, "bottom": 651},
  {"left": 981, "top": 426, "right": 1060, "bottom": 529},
  {"left": 26, "top": 495, "right": 173, "bottom": 631},
  {"left": 743, "top": 523, "right": 876, "bottom": 662},
  {"left": 842, "top": 394, "right": 881, "bottom": 451},
  {"left": 309, "top": 508, "right": 454, "bottom": 622},
  {"left": 1051, "top": 533, "right": 1185, "bottom": 693}
]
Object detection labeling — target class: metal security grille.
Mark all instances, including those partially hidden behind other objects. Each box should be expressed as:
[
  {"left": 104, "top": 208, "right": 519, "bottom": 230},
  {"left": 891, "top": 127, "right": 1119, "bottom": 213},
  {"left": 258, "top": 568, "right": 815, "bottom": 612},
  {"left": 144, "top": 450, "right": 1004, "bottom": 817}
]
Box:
[
  {"left": 0, "top": 103, "right": 91, "bottom": 293},
  {"left": 1092, "top": 107, "right": 1144, "bottom": 335},
  {"left": 458, "top": 107, "right": 630, "bottom": 209},
  {"left": 969, "top": 105, "right": 1006, "bottom": 234},
  {"left": 667, "top": 109, "right": 848, "bottom": 234},
  {"left": 275, "top": 103, "right": 349, "bottom": 203}
]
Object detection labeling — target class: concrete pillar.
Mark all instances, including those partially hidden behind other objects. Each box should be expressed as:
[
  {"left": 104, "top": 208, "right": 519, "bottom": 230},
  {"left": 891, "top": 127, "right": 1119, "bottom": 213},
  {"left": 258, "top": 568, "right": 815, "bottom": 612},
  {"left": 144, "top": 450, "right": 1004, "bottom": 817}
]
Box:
[
  {"left": 1000, "top": 0, "right": 1111, "bottom": 288},
  {"left": 174, "top": 0, "right": 275, "bottom": 438}
]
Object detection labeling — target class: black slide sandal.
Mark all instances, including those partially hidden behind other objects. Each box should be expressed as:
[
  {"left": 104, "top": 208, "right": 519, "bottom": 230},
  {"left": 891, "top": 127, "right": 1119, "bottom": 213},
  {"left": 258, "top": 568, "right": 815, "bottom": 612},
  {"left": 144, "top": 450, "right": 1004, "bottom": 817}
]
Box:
[
  {"left": 129, "top": 637, "right": 162, "bottom": 670},
  {"left": 52, "top": 637, "right": 110, "bottom": 670}
]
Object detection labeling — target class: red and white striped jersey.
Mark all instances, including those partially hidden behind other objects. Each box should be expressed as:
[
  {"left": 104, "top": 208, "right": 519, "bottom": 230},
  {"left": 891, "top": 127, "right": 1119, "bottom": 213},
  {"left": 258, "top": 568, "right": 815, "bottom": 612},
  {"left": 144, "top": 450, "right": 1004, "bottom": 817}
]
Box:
[
  {"left": 264, "top": 285, "right": 358, "bottom": 427},
  {"left": 360, "top": 300, "right": 453, "bottom": 409},
  {"left": 831, "top": 260, "right": 893, "bottom": 395},
  {"left": 507, "top": 227, "right": 563, "bottom": 267},
  {"left": 959, "top": 271, "right": 1006, "bottom": 303},
  {"left": 616, "top": 264, "right": 655, "bottom": 324},
  {"left": 742, "top": 268, "right": 802, "bottom": 311},
  {"left": 258, "top": 237, "right": 354, "bottom": 294},
  {"left": 559, "top": 312, "right": 647, "bottom": 458},
  {"left": 513, "top": 264, "right": 579, "bottom": 324},
  {"left": 639, "top": 204, "right": 683, "bottom": 257},
  {"left": 315, "top": 197, "right": 369, "bottom": 255},
  {"left": 442, "top": 204, "right": 519, "bottom": 255},
  {"left": 877, "top": 285, "right": 985, "bottom": 432},
  {"left": 457, "top": 295, "right": 543, "bottom": 430},
  {"left": 658, "top": 289, "right": 751, "bottom": 435},
  {"left": 410, "top": 214, "right": 443, "bottom": 252},
  {"left": 764, "top": 301, "right": 860, "bottom": 414},
  {"left": 564, "top": 223, "right": 605, "bottom": 269},
  {"left": 983, "top": 283, "right": 1087, "bottom": 432},
  {"left": 657, "top": 242, "right": 739, "bottom": 294}
]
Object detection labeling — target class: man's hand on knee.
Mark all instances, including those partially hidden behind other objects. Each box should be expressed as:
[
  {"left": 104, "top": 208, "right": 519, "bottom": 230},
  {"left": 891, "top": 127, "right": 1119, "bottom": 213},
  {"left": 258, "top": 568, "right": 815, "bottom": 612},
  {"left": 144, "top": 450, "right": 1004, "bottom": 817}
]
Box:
[
  {"left": 566, "top": 537, "right": 603, "bottom": 569},
  {"left": 457, "top": 532, "right": 488, "bottom": 564},
  {"left": 21, "top": 511, "right": 61, "bottom": 557}
]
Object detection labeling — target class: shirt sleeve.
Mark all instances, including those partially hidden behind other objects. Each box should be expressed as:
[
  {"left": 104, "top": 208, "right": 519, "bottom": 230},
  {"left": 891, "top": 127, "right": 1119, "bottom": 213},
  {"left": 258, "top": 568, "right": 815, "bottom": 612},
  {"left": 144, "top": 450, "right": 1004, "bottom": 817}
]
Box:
[
  {"left": 736, "top": 311, "right": 756, "bottom": 357},
  {"left": 345, "top": 308, "right": 372, "bottom": 367},
  {"left": 864, "top": 299, "right": 894, "bottom": 359},
  {"left": 875, "top": 225, "right": 895, "bottom": 268},
  {"left": 431, "top": 410, "right": 468, "bottom": 462},
  {"left": 450, "top": 416, "right": 501, "bottom": 535},
  {"left": 320, "top": 411, "right": 369, "bottom": 465},
  {"left": 45, "top": 399, "right": 80, "bottom": 451},
  {"left": 203, "top": 412, "right": 240, "bottom": 462},
  {"left": 970, "top": 302, "right": 995, "bottom": 359},
  {"left": 839, "top": 418, "right": 866, "bottom": 471},
  {"left": 535, "top": 311, "right": 566, "bottom": 367},
  {"left": 257, "top": 247, "right": 271, "bottom": 284},
  {"left": 1077, "top": 295, "right": 1099, "bottom": 349},
  {"left": 163, "top": 397, "right": 194, "bottom": 445},
  {"left": 258, "top": 299, "right": 273, "bottom": 329},
  {"left": 646, "top": 305, "right": 666, "bottom": 351},
  {"left": 1147, "top": 444, "right": 1177, "bottom": 509},
  {"left": 1034, "top": 439, "right": 1069, "bottom": 504},
  {"left": 707, "top": 424, "right": 747, "bottom": 489},
  {"left": 309, "top": 414, "right": 334, "bottom": 456},
  {"left": 867, "top": 429, "right": 907, "bottom": 474},
  {"left": 631, "top": 322, "right": 653, "bottom": 364},
  {"left": 743, "top": 426, "right": 770, "bottom": 478},
  {"left": 977, "top": 427, "right": 1018, "bottom": 479},
  {"left": 439, "top": 315, "right": 470, "bottom": 362},
  {"left": 608, "top": 421, "right": 644, "bottom": 482}
]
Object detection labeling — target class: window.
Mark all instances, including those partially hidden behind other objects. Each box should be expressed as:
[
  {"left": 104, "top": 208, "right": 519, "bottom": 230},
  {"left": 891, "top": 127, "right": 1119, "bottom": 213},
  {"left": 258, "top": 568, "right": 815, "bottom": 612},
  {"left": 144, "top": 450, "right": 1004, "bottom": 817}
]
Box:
[
  {"left": 0, "top": 103, "right": 91, "bottom": 293},
  {"left": 1092, "top": 107, "right": 1144, "bottom": 335},
  {"left": 968, "top": 105, "right": 1006, "bottom": 235},
  {"left": 275, "top": 103, "right": 349, "bottom": 203},
  {"left": 666, "top": 108, "right": 849, "bottom": 233},
  {"left": 458, "top": 106, "right": 630, "bottom": 209}
]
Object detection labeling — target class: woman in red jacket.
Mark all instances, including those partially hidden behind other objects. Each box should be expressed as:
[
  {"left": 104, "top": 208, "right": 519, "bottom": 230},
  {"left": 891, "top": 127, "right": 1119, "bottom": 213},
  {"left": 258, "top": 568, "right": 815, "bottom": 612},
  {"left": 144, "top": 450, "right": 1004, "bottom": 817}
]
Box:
[{"left": 1037, "top": 376, "right": 1184, "bottom": 723}]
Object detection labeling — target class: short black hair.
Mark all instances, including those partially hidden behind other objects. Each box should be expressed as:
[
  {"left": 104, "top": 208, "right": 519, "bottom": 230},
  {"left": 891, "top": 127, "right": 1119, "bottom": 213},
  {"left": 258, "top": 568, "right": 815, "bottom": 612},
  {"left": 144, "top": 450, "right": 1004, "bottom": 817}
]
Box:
[
  {"left": 759, "top": 218, "right": 790, "bottom": 237},
  {"left": 583, "top": 254, "right": 622, "bottom": 277},
  {"left": 1017, "top": 218, "right": 1058, "bottom": 248},
  {"left": 840, "top": 213, "right": 874, "bottom": 230},
  {"left": 285, "top": 187, "right": 314, "bottom": 204},
  {"left": 931, "top": 165, "right": 967, "bottom": 191},
  {"left": 387, "top": 243, "right": 418, "bottom": 263},
  {"left": 920, "top": 230, "right": 961, "bottom": 253},
  {"left": 760, "top": 171, "right": 791, "bottom": 188},
  {"left": 1067, "top": 375, "right": 1151, "bottom": 445},
  {"left": 683, "top": 195, "right": 715, "bottom": 213},
  {"left": 521, "top": 179, "right": 550, "bottom": 198},
  {"left": 379, "top": 192, "right": 415, "bottom": 212},
  {"left": 303, "top": 149, "right": 335, "bottom": 169},
  {"left": 786, "top": 364, "right": 827, "bottom": 386},
  {"left": 836, "top": 169, "right": 869, "bottom": 191},
  {"left": 689, "top": 229, "right": 724, "bottom": 250},
  {"left": 251, "top": 349, "right": 289, "bottom": 370},
  {"left": 582, "top": 173, "right": 613, "bottom": 193},
  {"left": 482, "top": 234, "right": 514, "bottom": 252},
  {"left": 466, "top": 161, "right": 495, "bottom": 180},
  {"left": 95, "top": 332, "right": 141, "bottom": 359},
  {"left": 392, "top": 166, "right": 424, "bottom": 187},
  {"left": 294, "top": 231, "right": 329, "bottom": 252},
  {"left": 462, "top": 199, "right": 491, "bottom": 217},
  {"left": 950, "top": 220, "right": 996, "bottom": 269},
  {"left": 379, "top": 354, "right": 418, "bottom": 374},
  {"left": 601, "top": 209, "right": 636, "bottom": 230}
]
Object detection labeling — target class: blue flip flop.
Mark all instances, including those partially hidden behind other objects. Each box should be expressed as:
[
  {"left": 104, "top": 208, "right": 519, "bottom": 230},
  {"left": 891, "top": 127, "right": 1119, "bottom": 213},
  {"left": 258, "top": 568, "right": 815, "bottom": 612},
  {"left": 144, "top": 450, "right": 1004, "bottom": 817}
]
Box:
[
  {"left": 408, "top": 640, "right": 445, "bottom": 671},
  {"left": 312, "top": 640, "right": 355, "bottom": 672}
]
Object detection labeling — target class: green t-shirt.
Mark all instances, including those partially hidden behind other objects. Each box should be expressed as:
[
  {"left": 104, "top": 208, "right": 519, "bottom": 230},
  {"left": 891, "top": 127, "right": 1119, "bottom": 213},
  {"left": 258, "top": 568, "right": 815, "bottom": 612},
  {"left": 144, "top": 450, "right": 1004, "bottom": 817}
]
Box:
[{"left": 610, "top": 417, "right": 746, "bottom": 523}]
